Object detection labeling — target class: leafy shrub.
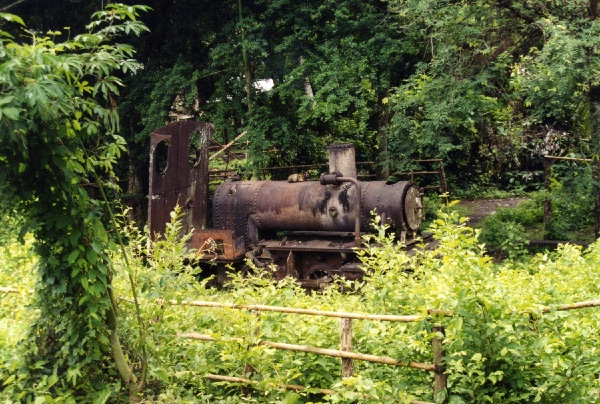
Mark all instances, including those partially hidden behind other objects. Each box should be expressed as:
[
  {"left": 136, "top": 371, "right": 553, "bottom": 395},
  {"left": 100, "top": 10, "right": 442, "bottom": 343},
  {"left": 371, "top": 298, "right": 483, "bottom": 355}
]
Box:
[
  {"left": 479, "top": 166, "right": 595, "bottom": 250},
  {"left": 478, "top": 197, "right": 543, "bottom": 258},
  {"left": 359, "top": 204, "right": 600, "bottom": 402},
  {"left": 3, "top": 206, "right": 600, "bottom": 403},
  {"left": 479, "top": 215, "right": 528, "bottom": 259},
  {"left": 545, "top": 162, "right": 595, "bottom": 240}
]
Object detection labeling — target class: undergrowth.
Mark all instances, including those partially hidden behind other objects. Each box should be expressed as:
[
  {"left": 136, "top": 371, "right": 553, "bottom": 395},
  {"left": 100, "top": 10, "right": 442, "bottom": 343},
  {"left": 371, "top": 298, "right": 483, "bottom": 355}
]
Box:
[{"left": 2, "top": 205, "right": 600, "bottom": 403}]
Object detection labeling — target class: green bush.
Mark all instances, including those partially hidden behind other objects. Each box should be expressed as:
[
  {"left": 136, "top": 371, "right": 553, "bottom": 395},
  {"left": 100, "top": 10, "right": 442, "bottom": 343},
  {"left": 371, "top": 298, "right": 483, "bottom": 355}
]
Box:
[
  {"left": 479, "top": 170, "right": 595, "bottom": 251},
  {"left": 3, "top": 206, "right": 600, "bottom": 403},
  {"left": 545, "top": 162, "right": 595, "bottom": 239}
]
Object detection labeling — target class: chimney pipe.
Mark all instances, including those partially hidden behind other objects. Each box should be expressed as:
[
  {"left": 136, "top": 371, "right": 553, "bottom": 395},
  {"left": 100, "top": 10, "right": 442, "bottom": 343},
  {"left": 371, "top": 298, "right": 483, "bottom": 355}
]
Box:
[{"left": 328, "top": 143, "right": 357, "bottom": 179}]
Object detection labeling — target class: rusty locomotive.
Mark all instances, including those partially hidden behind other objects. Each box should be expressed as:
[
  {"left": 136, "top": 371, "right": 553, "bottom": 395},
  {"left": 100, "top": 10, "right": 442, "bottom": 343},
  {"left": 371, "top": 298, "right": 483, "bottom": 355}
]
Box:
[{"left": 148, "top": 121, "right": 425, "bottom": 286}]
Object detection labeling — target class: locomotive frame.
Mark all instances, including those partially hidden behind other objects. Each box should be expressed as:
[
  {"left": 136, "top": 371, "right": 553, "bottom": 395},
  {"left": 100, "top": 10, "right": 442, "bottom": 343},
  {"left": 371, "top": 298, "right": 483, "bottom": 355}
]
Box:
[{"left": 148, "top": 121, "right": 426, "bottom": 286}]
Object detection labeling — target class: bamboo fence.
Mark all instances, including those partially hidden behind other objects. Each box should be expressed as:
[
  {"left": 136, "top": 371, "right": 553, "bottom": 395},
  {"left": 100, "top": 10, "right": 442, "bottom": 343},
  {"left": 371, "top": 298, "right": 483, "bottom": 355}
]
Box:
[
  {"left": 176, "top": 300, "right": 446, "bottom": 404},
  {"left": 4, "top": 287, "right": 600, "bottom": 402}
]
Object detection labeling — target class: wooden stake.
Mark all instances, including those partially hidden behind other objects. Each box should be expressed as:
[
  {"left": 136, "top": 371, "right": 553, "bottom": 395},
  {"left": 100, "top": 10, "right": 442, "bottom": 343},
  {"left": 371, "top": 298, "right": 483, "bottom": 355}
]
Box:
[
  {"left": 340, "top": 318, "right": 354, "bottom": 377},
  {"left": 209, "top": 131, "right": 247, "bottom": 161},
  {"left": 432, "top": 326, "right": 447, "bottom": 403}
]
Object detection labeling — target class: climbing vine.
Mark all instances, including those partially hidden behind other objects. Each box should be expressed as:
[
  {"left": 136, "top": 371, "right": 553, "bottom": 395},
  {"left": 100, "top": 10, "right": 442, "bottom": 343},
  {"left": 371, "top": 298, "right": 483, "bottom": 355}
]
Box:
[{"left": 0, "top": 4, "right": 150, "bottom": 401}]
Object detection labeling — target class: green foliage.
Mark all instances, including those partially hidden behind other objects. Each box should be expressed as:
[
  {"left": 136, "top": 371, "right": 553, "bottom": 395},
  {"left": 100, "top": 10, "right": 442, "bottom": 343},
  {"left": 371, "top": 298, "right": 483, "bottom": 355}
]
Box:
[
  {"left": 359, "top": 204, "right": 600, "bottom": 402},
  {"left": 479, "top": 162, "right": 595, "bottom": 250},
  {"left": 30, "top": 0, "right": 598, "bottom": 195},
  {"left": 0, "top": 215, "right": 36, "bottom": 366},
  {"left": 114, "top": 205, "right": 600, "bottom": 402},
  {"left": 546, "top": 161, "right": 595, "bottom": 240},
  {"left": 4, "top": 206, "right": 600, "bottom": 402},
  {"left": 477, "top": 198, "right": 541, "bottom": 257},
  {"left": 0, "top": 4, "right": 150, "bottom": 400},
  {"left": 110, "top": 0, "right": 600, "bottom": 192},
  {"left": 479, "top": 215, "right": 529, "bottom": 259},
  {"left": 511, "top": 17, "right": 600, "bottom": 134}
]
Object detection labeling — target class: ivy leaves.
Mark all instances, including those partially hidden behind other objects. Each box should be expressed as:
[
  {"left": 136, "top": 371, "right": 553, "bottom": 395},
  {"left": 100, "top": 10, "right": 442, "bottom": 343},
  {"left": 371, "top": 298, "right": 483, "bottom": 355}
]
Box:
[{"left": 0, "top": 4, "right": 150, "bottom": 400}]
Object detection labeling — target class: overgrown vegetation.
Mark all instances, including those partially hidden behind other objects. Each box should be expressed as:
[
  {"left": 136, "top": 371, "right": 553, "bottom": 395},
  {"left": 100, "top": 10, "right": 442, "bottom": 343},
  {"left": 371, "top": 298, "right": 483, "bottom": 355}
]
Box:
[
  {"left": 477, "top": 159, "right": 596, "bottom": 257},
  {"left": 0, "top": 5, "right": 151, "bottom": 401},
  {"left": 10, "top": 0, "right": 600, "bottom": 197},
  {"left": 2, "top": 1, "right": 600, "bottom": 402},
  {"left": 3, "top": 205, "right": 600, "bottom": 402}
]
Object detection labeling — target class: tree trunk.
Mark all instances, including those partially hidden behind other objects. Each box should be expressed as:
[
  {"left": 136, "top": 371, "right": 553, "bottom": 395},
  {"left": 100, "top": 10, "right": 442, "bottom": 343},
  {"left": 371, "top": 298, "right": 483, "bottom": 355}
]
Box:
[
  {"left": 591, "top": 0, "right": 599, "bottom": 20},
  {"left": 125, "top": 157, "right": 143, "bottom": 222},
  {"left": 298, "top": 56, "right": 315, "bottom": 104},
  {"left": 238, "top": 0, "right": 252, "bottom": 111},
  {"left": 375, "top": 89, "right": 390, "bottom": 180},
  {"left": 106, "top": 287, "right": 142, "bottom": 402},
  {"left": 585, "top": 1, "right": 600, "bottom": 239},
  {"left": 543, "top": 158, "right": 552, "bottom": 239}
]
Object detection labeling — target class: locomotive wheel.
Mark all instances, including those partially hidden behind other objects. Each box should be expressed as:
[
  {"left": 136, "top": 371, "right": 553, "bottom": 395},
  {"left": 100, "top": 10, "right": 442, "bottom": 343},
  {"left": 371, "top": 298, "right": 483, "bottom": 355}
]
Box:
[
  {"left": 304, "top": 264, "right": 340, "bottom": 287},
  {"left": 307, "top": 269, "right": 332, "bottom": 281}
]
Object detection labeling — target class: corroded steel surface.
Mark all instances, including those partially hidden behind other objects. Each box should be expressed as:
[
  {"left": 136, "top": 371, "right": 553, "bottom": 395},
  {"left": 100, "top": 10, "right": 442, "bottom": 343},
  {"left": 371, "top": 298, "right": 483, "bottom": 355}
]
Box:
[
  {"left": 361, "top": 181, "right": 422, "bottom": 232},
  {"left": 147, "top": 125, "right": 427, "bottom": 283},
  {"left": 212, "top": 180, "right": 264, "bottom": 246},
  {"left": 213, "top": 179, "right": 423, "bottom": 247},
  {"left": 328, "top": 143, "right": 357, "bottom": 179},
  {"left": 148, "top": 121, "right": 213, "bottom": 239},
  {"left": 189, "top": 229, "right": 245, "bottom": 261}
]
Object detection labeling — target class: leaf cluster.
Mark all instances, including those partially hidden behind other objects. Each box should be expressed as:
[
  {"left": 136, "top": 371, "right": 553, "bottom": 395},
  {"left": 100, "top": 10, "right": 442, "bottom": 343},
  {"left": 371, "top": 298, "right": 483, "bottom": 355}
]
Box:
[
  {"left": 113, "top": 205, "right": 600, "bottom": 402},
  {"left": 0, "top": 5, "right": 150, "bottom": 401}
]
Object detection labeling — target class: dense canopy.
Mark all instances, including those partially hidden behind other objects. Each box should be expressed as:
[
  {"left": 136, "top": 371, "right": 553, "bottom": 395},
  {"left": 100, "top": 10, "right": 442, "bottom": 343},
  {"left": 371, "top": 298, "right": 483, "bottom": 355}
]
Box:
[{"left": 7, "top": 0, "right": 600, "bottom": 191}]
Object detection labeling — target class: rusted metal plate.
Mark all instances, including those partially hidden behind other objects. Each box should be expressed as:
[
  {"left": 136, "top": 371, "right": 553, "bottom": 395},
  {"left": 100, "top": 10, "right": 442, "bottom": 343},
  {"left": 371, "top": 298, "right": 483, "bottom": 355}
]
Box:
[
  {"left": 361, "top": 181, "right": 422, "bottom": 232},
  {"left": 213, "top": 180, "right": 264, "bottom": 246},
  {"left": 259, "top": 237, "right": 357, "bottom": 253},
  {"left": 213, "top": 179, "right": 423, "bottom": 243},
  {"left": 189, "top": 229, "right": 245, "bottom": 261},
  {"left": 403, "top": 184, "right": 423, "bottom": 231},
  {"left": 148, "top": 121, "right": 213, "bottom": 239}
]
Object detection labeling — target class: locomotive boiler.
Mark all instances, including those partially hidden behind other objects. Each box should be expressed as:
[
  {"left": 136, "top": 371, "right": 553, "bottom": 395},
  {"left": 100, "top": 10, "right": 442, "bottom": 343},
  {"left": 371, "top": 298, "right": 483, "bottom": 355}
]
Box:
[{"left": 148, "top": 121, "right": 425, "bottom": 286}]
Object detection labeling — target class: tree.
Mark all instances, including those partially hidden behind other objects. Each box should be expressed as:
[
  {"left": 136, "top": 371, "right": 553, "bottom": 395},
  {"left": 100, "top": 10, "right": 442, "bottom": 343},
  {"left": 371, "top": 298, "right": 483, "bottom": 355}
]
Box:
[
  {"left": 386, "top": 0, "right": 600, "bottom": 187},
  {"left": 0, "top": 4, "right": 150, "bottom": 401},
  {"left": 193, "top": 0, "right": 410, "bottom": 175}
]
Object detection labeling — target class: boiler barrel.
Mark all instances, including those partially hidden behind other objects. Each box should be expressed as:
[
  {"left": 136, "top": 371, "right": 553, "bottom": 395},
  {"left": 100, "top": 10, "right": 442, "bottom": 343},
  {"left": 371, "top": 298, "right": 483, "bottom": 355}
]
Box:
[{"left": 213, "top": 180, "right": 422, "bottom": 234}]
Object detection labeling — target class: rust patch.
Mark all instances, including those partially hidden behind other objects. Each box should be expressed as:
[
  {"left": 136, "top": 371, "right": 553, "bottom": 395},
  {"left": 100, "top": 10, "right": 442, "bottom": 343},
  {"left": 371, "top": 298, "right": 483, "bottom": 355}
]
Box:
[{"left": 148, "top": 121, "right": 213, "bottom": 239}]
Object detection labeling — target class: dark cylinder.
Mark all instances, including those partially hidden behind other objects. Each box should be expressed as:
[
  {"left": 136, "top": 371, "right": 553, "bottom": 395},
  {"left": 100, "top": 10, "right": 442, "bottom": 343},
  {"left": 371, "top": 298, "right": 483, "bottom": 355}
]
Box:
[{"left": 213, "top": 180, "right": 422, "bottom": 234}]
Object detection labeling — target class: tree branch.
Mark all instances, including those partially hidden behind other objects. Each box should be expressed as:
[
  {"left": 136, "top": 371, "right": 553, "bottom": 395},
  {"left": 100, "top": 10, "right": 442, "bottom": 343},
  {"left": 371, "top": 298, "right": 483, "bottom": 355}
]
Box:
[
  {"left": 591, "top": 0, "right": 599, "bottom": 20},
  {"left": 0, "top": 0, "right": 27, "bottom": 11}
]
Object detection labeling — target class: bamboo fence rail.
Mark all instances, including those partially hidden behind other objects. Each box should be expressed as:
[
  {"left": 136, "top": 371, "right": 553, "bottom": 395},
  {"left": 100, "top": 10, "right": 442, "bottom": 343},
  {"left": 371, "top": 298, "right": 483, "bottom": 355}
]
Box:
[
  {"left": 5, "top": 290, "right": 598, "bottom": 315},
  {"left": 179, "top": 332, "right": 437, "bottom": 372},
  {"left": 174, "top": 299, "right": 446, "bottom": 403},
  {"left": 4, "top": 287, "right": 600, "bottom": 402}
]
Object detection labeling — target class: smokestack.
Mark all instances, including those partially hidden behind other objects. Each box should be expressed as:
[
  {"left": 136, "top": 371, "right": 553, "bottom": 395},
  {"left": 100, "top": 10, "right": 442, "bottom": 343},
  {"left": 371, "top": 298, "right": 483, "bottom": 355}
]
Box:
[{"left": 328, "top": 143, "right": 357, "bottom": 179}]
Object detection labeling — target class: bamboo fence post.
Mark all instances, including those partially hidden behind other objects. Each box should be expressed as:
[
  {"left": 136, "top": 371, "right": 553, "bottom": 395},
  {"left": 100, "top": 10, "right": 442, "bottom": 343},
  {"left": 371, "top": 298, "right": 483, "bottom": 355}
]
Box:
[
  {"left": 340, "top": 317, "right": 354, "bottom": 377},
  {"left": 438, "top": 162, "right": 448, "bottom": 204},
  {"left": 242, "top": 310, "right": 260, "bottom": 395},
  {"left": 432, "top": 326, "right": 447, "bottom": 403},
  {"left": 438, "top": 162, "right": 448, "bottom": 192}
]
